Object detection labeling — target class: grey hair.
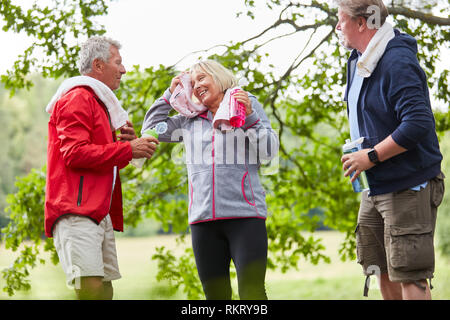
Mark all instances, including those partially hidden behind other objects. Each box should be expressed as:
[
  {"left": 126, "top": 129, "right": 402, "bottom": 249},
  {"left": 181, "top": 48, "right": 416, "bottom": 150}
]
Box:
[
  {"left": 190, "top": 60, "right": 237, "bottom": 92},
  {"left": 335, "top": 0, "right": 389, "bottom": 27},
  {"left": 78, "top": 36, "right": 122, "bottom": 75}
]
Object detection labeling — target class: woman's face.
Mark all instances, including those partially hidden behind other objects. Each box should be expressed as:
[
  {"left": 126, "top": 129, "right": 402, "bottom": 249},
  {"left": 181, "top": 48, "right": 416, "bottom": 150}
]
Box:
[{"left": 191, "top": 69, "right": 224, "bottom": 109}]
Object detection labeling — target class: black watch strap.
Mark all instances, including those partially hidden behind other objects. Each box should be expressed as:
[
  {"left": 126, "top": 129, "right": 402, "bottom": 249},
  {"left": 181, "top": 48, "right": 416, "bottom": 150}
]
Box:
[{"left": 367, "top": 148, "right": 380, "bottom": 164}]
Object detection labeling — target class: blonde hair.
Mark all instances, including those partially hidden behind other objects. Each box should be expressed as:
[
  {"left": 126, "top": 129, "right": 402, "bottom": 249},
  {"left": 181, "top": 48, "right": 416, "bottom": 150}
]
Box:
[{"left": 190, "top": 60, "right": 237, "bottom": 92}]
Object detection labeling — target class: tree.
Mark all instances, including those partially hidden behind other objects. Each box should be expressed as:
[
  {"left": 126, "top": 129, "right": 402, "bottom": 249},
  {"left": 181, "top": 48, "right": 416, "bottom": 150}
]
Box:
[
  {"left": 0, "top": 0, "right": 108, "bottom": 95},
  {"left": 0, "top": 75, "right": 60, "bottom": 235},
  {"left": 1, "top": 0, "right": 448, "bottom": 298}
]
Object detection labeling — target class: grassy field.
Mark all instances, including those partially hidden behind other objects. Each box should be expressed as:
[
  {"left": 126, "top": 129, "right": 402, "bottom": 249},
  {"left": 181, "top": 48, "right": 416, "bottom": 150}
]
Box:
[{"left": 1, "top": 231, "right": 449, "bottom": 300}]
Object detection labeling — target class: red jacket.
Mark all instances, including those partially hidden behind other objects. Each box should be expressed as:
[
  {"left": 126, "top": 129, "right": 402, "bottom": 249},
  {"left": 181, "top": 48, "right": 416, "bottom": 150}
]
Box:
[{"left": 45, "top": 86, "right": 132, "bottom": 237}]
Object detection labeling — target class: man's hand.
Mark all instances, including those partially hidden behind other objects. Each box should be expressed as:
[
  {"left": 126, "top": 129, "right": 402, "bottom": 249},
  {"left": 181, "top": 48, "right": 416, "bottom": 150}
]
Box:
[
  {"left": 341, "top": 135, "right": 408, "bottom": 182},
  {"left": 130, "top": 136, "right": 159, "bottom": 159},
  {"left": 341, "top": 148, "right": 374, "bottom": 183},
  {"left": 118, "top": 120, "right": 137, "bottom": 141}
]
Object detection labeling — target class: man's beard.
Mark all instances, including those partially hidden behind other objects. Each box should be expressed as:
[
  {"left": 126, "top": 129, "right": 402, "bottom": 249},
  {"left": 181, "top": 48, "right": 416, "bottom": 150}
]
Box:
[{"left": 337, "top": 31, "right": 354, "bottom": 51}]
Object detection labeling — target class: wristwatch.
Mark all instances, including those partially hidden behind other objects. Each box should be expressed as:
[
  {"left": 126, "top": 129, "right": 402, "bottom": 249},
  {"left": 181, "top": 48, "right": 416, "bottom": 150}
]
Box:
[{"left": 367, "top": 148, "right": 380, "bottom": 164}]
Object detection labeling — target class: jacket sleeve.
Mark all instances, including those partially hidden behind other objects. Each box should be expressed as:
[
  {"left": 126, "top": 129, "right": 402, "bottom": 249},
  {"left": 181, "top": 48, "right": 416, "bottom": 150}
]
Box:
[
  {"left": 241, "top": 95, "right": 280, "bottom": 162},
  {"left": 55, "top": 93, "right": 132, "bottom": 170},
  {"left": 141, "top": 88, "right": 186, "bottom": 143},
  {"left": 387, "top": 52, "right": 435, "bottom": 150}
]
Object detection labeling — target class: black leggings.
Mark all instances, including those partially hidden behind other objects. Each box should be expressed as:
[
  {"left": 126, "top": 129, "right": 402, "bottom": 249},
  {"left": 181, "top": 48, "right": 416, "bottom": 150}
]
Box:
[{"left": 190, "top": 218, "right": 268, "bottom": 300}]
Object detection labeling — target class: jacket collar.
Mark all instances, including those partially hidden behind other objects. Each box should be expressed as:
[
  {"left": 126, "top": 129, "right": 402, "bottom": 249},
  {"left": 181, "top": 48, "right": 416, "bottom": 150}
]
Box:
[
  {"left": 198, "top": 110, "right": 212, "bottom": 121},
  {"left": 344, "top": 29, "right": 402, "bottom": 102}
]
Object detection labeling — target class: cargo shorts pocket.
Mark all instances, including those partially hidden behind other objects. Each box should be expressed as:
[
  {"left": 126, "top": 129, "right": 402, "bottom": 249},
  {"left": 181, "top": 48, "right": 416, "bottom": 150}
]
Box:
[
  {"left": 355, "top": 223, "right": 387, "bottom": 274},
  {"left": 389, "top": 224, "right": 434, "bottom": 272},
  {"left": 355, "top": 224, "right": 363, "bottom": 265},
  {"left": 430, "top": 172, "right": 445, "bottom": 208},
  {"left": 355, "top": 224, "right": 372, "bottom": 266}
]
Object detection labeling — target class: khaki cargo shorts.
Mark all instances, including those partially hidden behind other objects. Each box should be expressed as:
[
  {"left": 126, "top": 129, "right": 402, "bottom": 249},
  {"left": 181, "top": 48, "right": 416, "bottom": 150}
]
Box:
[
  {"left": 53, "top": 214, "right": 121, "bottom": 288},
  {"left": 355, "top": 172, "right": 445, "bottom": 287}
]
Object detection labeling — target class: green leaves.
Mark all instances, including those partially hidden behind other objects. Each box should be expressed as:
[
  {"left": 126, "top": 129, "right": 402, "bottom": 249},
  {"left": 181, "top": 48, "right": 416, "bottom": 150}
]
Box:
[
  {"left": 2, "top": 168, "right": 46, "bottom": 250},
  {"left": 152, "top": 245, "right": 204, "bottom": 299},
  {"left": 0, "top": 167, "right": 58, "bottom": 296},
  {"left": 0, "top": 0, "right": 108, "bottom": 95},
  {"left": 1, "top": 0, "right": 449, "bottom": 298}
]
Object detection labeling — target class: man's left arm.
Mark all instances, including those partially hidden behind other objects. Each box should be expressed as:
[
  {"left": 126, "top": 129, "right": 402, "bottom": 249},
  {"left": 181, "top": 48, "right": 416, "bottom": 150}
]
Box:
[{"left": 342, "top": 135, "right": 407, "bottom": 182}]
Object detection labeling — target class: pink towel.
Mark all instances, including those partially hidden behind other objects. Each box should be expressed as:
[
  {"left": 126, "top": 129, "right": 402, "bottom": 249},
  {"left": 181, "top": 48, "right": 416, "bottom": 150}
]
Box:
[
  {"left": 213, "top": 86, "right": 247, "bottom": 131},
  {"left": 170, "top": 74, "right": 246, "bottom": 132},
  {"left": 169, "top": 73, "right": 207, "bottom": 118}
]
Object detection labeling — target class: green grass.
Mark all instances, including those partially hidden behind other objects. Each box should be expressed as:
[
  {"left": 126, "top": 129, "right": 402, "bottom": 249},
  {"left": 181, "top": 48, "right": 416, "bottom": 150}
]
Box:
[{"left": 1, "top": 231, "right": 449, "bottom": 300}]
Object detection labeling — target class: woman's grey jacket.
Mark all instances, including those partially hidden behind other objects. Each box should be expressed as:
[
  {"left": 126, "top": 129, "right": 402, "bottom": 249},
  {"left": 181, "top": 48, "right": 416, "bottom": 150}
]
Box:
[{"left": 142, "top": 88, "right": 279, "bottom": 224}]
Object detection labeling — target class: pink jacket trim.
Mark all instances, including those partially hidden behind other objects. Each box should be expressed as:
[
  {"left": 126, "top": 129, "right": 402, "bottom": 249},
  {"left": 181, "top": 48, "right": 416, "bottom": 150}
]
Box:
[
  {"left": 189, "top": 181, "right": 193, "bottom": 210},
  {"left": 245, "top": 119, "right": 260, "bottom": 129},
  {"left": 190, "top": 216, "right": 266, "bottom": 224},
  {"left": 198, "top": 111, "right": 209, "bottom": 119},
  {"left": 241, "top": 172, "right": 256, "bottom": 206},
  {"left": 211, "top": 130, "right": 216, "bottom": 219}
]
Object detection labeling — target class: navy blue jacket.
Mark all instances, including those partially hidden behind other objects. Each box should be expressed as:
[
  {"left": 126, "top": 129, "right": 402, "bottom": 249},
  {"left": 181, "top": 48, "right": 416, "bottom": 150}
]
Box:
[{"left": 344, "top": 29, "right": 442, "bottom": 195}]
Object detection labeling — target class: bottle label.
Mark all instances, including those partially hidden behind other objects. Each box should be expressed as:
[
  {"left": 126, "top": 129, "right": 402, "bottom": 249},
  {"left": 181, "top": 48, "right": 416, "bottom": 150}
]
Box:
[
  {"left": 342, "top": 140, "right": 369, "bottom": 193},
  {"left": 229, "top": 88, "right": 246, "bottom": 128}
]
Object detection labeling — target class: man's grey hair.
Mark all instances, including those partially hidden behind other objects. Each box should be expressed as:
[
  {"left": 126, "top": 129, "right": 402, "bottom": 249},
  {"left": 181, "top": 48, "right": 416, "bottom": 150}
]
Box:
[
  {"left": 78, "top": 36, "right": 122, "bottom": 75},
  {"left": 335, "top": 0, "right": 389, "bottom": 27}
]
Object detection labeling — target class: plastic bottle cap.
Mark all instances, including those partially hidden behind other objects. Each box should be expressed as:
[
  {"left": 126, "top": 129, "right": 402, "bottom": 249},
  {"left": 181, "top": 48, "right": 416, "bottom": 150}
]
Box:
[
  {"left": 142, "top": 122, "right": 168, "bottom": 138},
  {"left": 342, "top": 137, "right": 365, "bottom": 151},
  {"left": 155, "top": 122, "right": 168, "bottom": 134}
]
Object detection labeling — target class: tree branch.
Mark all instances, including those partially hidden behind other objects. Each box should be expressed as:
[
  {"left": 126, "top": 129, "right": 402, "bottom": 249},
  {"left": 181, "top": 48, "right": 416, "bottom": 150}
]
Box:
[
  {"left": 240, "top": 18, "right": 286, "bottom": 46},
  {"left": 170, "top": 44, "right": 228, "bottom": 69},
  {"left": 387, "top": 6, "right": 450, "bottom": 25}
]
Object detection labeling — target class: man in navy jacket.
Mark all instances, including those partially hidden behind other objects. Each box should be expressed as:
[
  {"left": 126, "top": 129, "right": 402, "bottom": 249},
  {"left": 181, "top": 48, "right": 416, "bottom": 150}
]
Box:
[{"left": 336, "top": 0, "right": 444, "bottom": 300}]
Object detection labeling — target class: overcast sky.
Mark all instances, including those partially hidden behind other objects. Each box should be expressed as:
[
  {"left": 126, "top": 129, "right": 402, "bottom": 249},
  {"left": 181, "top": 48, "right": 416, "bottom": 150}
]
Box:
[{"left": 0, "top": 0, "right": 280, "bottom": 74}]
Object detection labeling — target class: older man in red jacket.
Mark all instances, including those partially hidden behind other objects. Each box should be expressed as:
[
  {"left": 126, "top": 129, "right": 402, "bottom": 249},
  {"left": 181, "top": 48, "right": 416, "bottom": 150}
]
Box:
[{"left": 45, "top": 36, "right": 158, "bottom": 300}]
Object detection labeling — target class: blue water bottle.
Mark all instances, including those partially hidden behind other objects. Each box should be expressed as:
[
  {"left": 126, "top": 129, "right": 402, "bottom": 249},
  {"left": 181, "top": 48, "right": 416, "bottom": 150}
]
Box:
[{"left": 342, "top": 137, "right": 369, "bottom": 193}]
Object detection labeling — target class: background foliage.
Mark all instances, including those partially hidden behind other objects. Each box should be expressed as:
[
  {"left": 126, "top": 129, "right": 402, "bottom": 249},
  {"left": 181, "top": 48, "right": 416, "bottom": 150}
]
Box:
[{"left": 0, "top": 0, "right": 449, "bottom": 298}]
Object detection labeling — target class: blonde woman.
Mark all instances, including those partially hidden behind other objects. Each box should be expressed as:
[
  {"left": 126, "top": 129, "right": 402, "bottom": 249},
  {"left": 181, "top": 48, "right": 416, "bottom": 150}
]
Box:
[{"left": 142, "top": 60, "right": 279, "bottom": 300}]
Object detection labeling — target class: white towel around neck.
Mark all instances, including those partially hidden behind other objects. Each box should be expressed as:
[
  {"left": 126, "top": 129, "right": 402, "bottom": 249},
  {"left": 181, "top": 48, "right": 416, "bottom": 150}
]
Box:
[
  {"left": 46, "top": 75, "right": 129, "bottom": 130},
  {"left": 357, "top": 22, "right": 395, "bottom": 78}
]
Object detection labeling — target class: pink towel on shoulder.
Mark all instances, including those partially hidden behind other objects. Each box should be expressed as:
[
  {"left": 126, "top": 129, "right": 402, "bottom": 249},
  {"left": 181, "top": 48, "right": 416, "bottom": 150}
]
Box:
[
  {"left": 169, "top": 73, "right": 207, "bottom": 118},
  {"left": 213, "top": 86, "right": 246, "bottom": 131}
]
